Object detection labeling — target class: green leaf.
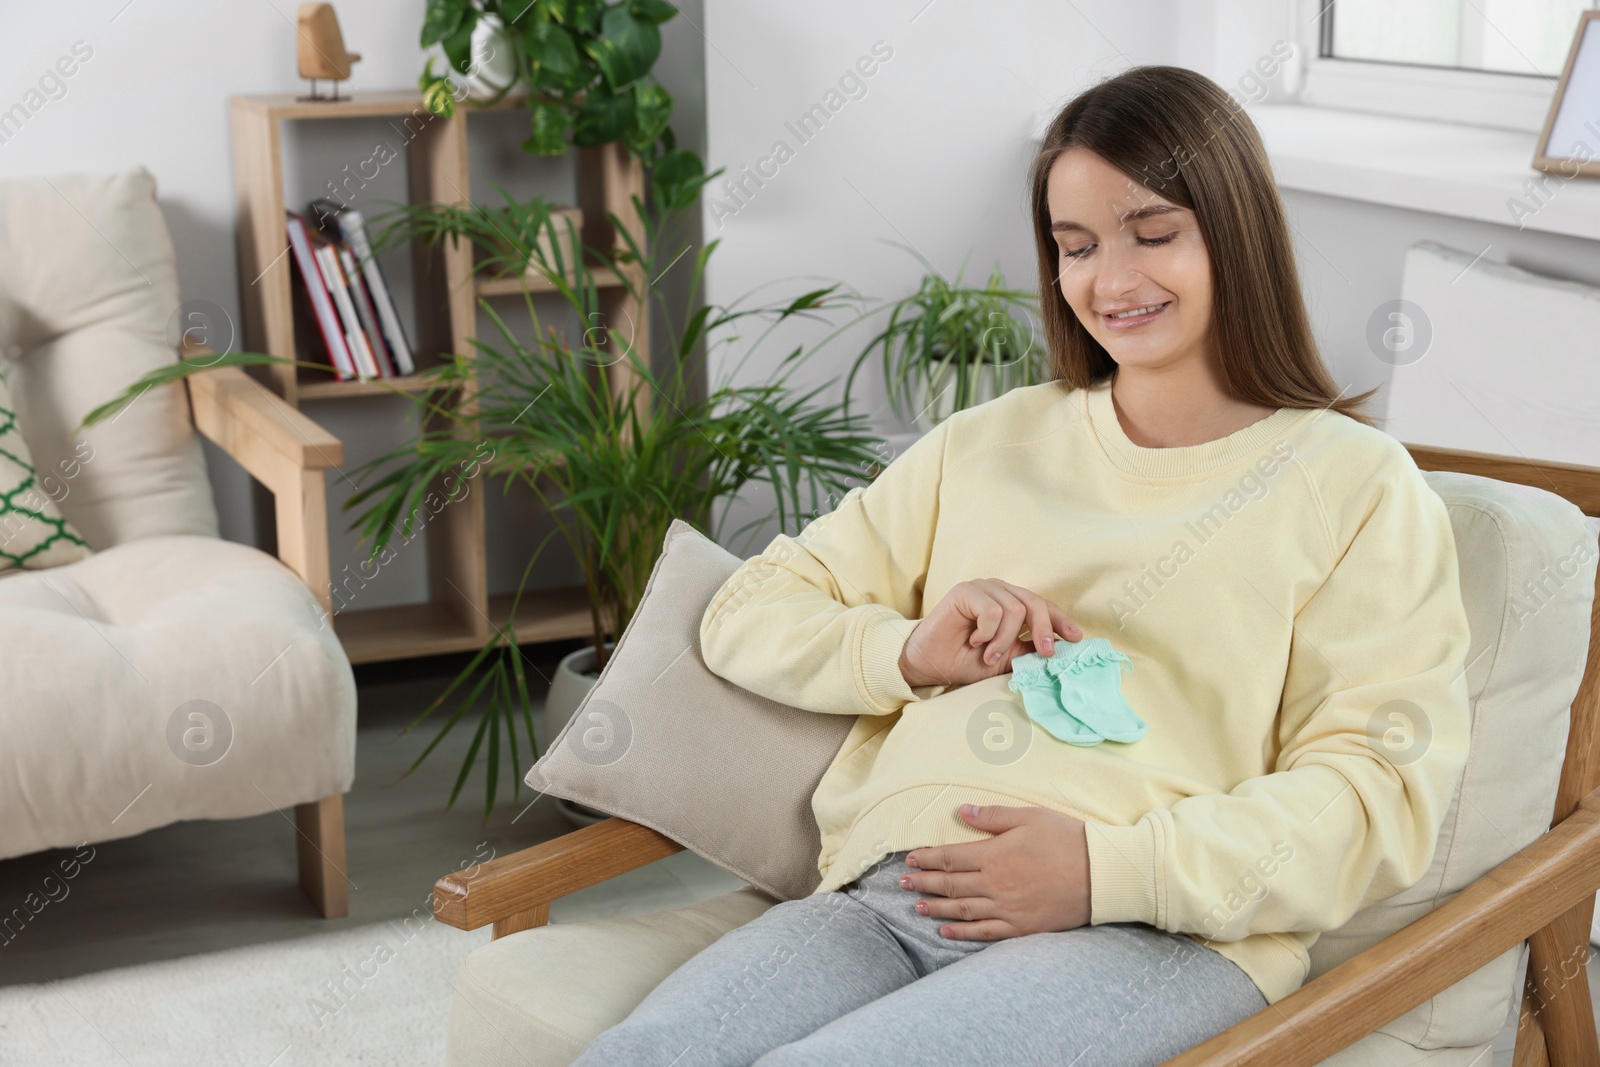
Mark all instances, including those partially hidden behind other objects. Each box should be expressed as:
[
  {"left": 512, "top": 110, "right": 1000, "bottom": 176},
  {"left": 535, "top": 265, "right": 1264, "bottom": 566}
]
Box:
[
  {"left": 628, "top": 0, "right": 678, "bottom": 23},
  {"left": 421, "top": 69, "right": 458, "bottom": 118},
  {"left": 499, "top": 0, "right": 540, "bottom": 24},
  {"left": 524, "top": 19, "right": 588, "bottom": 91},
  {"left": 523, "top": 101, "right": 571, "bottom": 154},
  {"left": 484, "top": 677, "right": 501, "bottom": 820},
  {"left": 510, "top": 645, "right": 539, "bottom": 761},
  {"left": 650, "top": 149, "right": 713, "bottom": 213},
  {"left": 626, "top": 79, "right": 672, "bottom": 154},
  {"left": 447, "top": 695, "right": 495, "bottom": 811},
  {"left": 573, "top": 84, "right": 636, "bottom": 145},
  {"left": 77, "top": 351, "right": 316, "bottom": 431},
  {"left": 442, "top": 12, "right": 477, "bottom": 75},
  {"left": 582, "top": 5, "right": 660, "bottom": 90},
  {"left": 420, "top": 0, "right": 468, "bottom": 47},
  {"left": 551, "top": 0, "right": 606, "bottom": 34}
]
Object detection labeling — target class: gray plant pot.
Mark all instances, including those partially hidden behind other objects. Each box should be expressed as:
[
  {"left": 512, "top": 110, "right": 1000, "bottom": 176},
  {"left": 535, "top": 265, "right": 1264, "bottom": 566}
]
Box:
[
  {"left": 912, "top": 357, "right": 1004, "bottom": 432},
  {"left": 541, "top": 640, "right": 617, "bottom": 828}
]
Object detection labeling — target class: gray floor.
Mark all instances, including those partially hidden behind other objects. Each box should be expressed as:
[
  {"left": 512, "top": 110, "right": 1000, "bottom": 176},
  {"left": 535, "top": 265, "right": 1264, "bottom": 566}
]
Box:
[{"left": 0, "top": 643, "right": 1594, "bottom": 1064}]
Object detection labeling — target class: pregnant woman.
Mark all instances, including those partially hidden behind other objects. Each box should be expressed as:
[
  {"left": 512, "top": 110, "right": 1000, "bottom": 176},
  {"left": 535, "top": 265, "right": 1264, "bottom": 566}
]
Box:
[{"left": 571, "top": 64, "right": 1473, "bottom": 1067}]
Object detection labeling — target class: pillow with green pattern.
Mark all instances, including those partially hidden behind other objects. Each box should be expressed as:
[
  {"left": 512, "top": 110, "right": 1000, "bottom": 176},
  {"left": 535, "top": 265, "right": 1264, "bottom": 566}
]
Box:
[{"left": 0, "top": 363, "right": 91, "bottom": 573}]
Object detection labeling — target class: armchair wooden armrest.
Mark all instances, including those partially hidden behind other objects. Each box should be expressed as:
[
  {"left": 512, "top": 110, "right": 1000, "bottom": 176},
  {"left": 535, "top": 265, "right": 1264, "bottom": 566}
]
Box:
[
  {"left": 1165, "top": 787, "right": 1600, "bottom": 1067},
  {"left": 434, "top": 817, "right": 685, "bottom": 938},
  {"left": 183, "top": 359, "right": 344, "bottom": 613}
]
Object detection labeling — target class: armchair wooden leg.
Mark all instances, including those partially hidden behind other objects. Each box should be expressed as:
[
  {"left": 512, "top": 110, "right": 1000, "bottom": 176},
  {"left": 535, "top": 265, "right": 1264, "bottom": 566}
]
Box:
[
  {"left": 1516, "top": 983, "right": 1550, "bottom": 1067},
  {"left": 294, "top": 794, "right": 349, "bottom": 918},
  {"left": 492, "top": 903, "right": 550, "bottom": 940},
  {"left": 1519, "top": 901, "right": 1600, "bottom": 1067}
]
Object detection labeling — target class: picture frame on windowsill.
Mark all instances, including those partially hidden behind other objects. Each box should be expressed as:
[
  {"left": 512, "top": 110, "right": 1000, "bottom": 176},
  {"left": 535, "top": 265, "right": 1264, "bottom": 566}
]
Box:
[{"left": 1533, "top": 9, "right": 1600, "bottom": 180}]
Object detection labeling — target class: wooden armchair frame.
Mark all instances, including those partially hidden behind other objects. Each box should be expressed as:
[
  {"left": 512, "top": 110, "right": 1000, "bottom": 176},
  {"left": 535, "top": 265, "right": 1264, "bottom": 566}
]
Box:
[
  {"left": 432, "top": 444, "right": 1600, "bottom": 1066},
  {"left": 181, "top": 356, "right": 351, "bottom": 919}
]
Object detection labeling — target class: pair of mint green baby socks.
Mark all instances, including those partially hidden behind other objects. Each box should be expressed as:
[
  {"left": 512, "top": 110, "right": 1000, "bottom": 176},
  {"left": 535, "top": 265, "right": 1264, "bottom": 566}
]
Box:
[{"left": 1006, "top": 636, "right": 1147, "bottom": 746}]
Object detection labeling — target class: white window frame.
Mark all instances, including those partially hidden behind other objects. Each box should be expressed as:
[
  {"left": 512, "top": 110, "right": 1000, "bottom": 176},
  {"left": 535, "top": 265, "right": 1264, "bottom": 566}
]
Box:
[{"left": 1289, "top": 0, "right": 1567, "bottom": 133}]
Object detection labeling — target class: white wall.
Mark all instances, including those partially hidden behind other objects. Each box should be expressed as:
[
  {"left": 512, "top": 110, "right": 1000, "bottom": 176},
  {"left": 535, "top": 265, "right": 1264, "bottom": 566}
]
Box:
[{"left": 1, "top": 0, "right": 709, "bottom": 612}]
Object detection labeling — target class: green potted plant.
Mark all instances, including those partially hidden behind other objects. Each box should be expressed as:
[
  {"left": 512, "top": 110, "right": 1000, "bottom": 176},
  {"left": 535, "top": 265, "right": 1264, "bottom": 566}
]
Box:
[
  {"left": 418, "top": 0, "right": 709, "bottom": 211},
  {"left": 843, "top": 246, "right": 1046, "bottom": 432},
  {"left": 359, "top": 191, "right": 891, "bottom": 820}
]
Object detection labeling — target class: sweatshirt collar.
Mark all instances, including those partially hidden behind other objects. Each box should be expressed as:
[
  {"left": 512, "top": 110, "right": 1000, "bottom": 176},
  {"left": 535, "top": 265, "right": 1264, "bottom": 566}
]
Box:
[{"left": 1084, "top": 374, "right": 1311, "bottom": 480}]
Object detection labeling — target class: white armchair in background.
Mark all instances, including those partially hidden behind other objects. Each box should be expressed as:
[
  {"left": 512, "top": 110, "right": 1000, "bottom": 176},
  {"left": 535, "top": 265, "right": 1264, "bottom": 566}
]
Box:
[{"left": 0, "top": 166, "right": 356, "bottom": 917}]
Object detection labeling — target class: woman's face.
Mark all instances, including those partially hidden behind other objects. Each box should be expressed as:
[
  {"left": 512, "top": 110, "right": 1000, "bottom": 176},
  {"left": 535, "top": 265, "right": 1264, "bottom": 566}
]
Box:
[{"left": 1045, "top": 146, "right": 1214, "bottom": 374}]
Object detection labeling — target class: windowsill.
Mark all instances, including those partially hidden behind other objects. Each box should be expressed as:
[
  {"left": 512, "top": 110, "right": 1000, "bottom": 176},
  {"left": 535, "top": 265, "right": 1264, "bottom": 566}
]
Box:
[{"left": 1248, "top": 103, "right": 1600, "bottom": 242}]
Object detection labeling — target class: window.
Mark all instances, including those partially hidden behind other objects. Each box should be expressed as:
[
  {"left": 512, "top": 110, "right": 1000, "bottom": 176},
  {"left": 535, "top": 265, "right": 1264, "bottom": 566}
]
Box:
[
  {"left": 1294, "top": 0, "right": 1597, "bottom": 131},
  {"left": 1323, "top": 0, "right": 1597, "bottom": 77}
]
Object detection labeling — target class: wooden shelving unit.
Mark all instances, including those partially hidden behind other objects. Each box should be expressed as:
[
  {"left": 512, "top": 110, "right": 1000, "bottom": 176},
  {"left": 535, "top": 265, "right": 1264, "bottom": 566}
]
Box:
[{"left": 230, "top": 89, "right": 642, "bottom": 665}]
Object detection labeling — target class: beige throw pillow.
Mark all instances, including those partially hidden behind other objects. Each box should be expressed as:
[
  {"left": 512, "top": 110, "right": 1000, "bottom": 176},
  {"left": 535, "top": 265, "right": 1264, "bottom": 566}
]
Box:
[{"left": 524, "top": 518, "right": 855, "bottom": 901}]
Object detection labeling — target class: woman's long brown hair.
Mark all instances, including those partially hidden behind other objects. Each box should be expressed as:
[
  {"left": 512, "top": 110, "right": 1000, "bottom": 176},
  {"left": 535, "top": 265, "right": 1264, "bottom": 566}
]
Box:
[{"left": 1029, "top": 65, "right": 1378, "bottom": 426}]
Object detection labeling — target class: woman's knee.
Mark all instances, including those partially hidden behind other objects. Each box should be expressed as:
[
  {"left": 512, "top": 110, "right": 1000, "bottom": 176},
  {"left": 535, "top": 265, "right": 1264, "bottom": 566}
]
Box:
[
  {"left": 749, "top": 1035, "right": 843, "bottom": 1067},
  {"left": 572, "top": 1019, "right": 696, "bottom": 1067}
]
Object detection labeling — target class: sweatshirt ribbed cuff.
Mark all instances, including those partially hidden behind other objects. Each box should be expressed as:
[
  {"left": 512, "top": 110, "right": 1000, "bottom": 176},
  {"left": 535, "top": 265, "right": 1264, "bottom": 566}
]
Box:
[
  {"left": 858, "top": 611, "right": 921, "bottom": 714},
  {"left": 1085, "top": 818, "right": 1160, "bottom": 926}
]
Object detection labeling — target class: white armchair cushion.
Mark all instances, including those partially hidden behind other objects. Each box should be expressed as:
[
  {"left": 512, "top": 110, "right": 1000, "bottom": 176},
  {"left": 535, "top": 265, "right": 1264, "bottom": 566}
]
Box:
[
  {"left": 0, "top": 534, "right": 356, "bottom": 859},
  {"left": 1304, "top": 471, "right": 1598, "bottom": 1049},
  {"left": 0, "top": 167, "right": 217, "bottom": 549},
  {"left": 447, "top": 887, "right": 778, "bottom": 1067}
]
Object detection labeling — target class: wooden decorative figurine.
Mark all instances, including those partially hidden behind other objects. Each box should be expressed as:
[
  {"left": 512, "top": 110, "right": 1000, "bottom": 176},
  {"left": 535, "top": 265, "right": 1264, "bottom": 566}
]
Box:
[{"left": 297, "top": 3, "right": 362, "bottom": 102}]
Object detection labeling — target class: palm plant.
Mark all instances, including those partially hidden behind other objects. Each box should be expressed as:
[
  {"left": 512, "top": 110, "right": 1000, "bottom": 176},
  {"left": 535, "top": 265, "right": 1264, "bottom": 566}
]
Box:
[
  {"left": 82, "top": 182, "right": 888, "bottom": 819},
  {"left": 342, "top": 195, "right": 887, "bottom": 814},
  {"left": 843, "top": 245, "right": 1046, "bottom": 430}
]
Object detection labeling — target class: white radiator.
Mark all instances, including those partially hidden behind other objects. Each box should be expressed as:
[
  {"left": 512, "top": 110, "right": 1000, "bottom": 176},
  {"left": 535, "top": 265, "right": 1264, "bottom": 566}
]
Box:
[{"left": 1386, "top": 240, "right": 1600, "bottom": 468}]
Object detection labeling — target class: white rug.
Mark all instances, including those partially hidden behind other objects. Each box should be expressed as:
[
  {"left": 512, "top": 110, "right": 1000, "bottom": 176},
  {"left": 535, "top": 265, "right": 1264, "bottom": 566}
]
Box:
[{"left": 0, "top": 915, "right": 490, "bottom": 1065}]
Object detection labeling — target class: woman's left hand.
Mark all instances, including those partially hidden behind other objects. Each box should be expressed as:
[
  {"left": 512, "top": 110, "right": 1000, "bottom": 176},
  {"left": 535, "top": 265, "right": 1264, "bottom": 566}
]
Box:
[{"left": 901, "top": 804, "right": 1091, "bottom": 940}]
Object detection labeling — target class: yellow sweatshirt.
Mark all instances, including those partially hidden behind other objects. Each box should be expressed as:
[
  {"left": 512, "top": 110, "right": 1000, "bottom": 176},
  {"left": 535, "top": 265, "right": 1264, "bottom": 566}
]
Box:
[{"left": 697, "top": 374, "right": 1472, "bottom": 1005}]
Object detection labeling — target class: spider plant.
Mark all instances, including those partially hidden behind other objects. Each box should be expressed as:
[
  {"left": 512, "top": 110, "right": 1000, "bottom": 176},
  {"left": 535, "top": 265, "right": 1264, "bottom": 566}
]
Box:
[
  {"left": 368, "top": 182, "right": 611, "bottom": 285},
  {"left": 843, "top": 244, "right": 1046, "bottom": 431}
]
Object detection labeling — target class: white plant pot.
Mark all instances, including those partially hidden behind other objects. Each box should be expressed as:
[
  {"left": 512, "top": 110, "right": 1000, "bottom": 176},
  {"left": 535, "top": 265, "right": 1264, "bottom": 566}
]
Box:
[
  {"left": 911, "top": 357, "right": 1004, "bottom": 433},
  {"left": 462, "top": 14, "right": 518, "bottom": 101},
  {"left": 542, "top": 640, "right": 618, "bottom": 828}
]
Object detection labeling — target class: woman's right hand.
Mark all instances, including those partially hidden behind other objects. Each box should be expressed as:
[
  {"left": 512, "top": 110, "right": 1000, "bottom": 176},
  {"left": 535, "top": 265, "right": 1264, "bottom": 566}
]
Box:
[{"left": 898, "top": 579, "right": 1083, "bottom": 690}]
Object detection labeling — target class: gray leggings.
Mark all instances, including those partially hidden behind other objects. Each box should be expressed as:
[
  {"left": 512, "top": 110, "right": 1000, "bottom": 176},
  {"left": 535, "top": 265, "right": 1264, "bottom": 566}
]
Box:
[{"left": 571, "top": 849, "right": 1268, "bottom": 1067}]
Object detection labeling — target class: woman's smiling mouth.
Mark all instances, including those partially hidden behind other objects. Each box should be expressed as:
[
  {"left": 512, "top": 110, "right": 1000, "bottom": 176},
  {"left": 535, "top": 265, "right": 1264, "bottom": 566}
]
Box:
[{"left": 1101, "top": 301, "right": 1171, "bottom": 329}]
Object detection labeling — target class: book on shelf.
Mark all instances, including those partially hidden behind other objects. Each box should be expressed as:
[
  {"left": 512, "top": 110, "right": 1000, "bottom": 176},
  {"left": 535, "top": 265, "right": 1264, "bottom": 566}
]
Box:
[
  {"left": 285, "top": 210, "right": 356, "bottom": 381},
  {"left": 310, "top": 233, "right": 378, "bottom": 380},
  {"left": 308, "top": 197, "right": 416, "bottom": 377},
  {"left": 339, "top": 245, "right": 397, "bottom": 377}
]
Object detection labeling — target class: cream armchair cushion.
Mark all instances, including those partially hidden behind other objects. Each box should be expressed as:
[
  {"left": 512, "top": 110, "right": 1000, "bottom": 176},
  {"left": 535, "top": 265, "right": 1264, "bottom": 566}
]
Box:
[
  {"left": 0, "top": 534, "right": 355, "bottom": 856},
  {"left": 450, "top": 469, "right": 1598, "bottom": 1067},
  {"left": 0, "top": 167, "right": 218, "bottom": 548}
]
